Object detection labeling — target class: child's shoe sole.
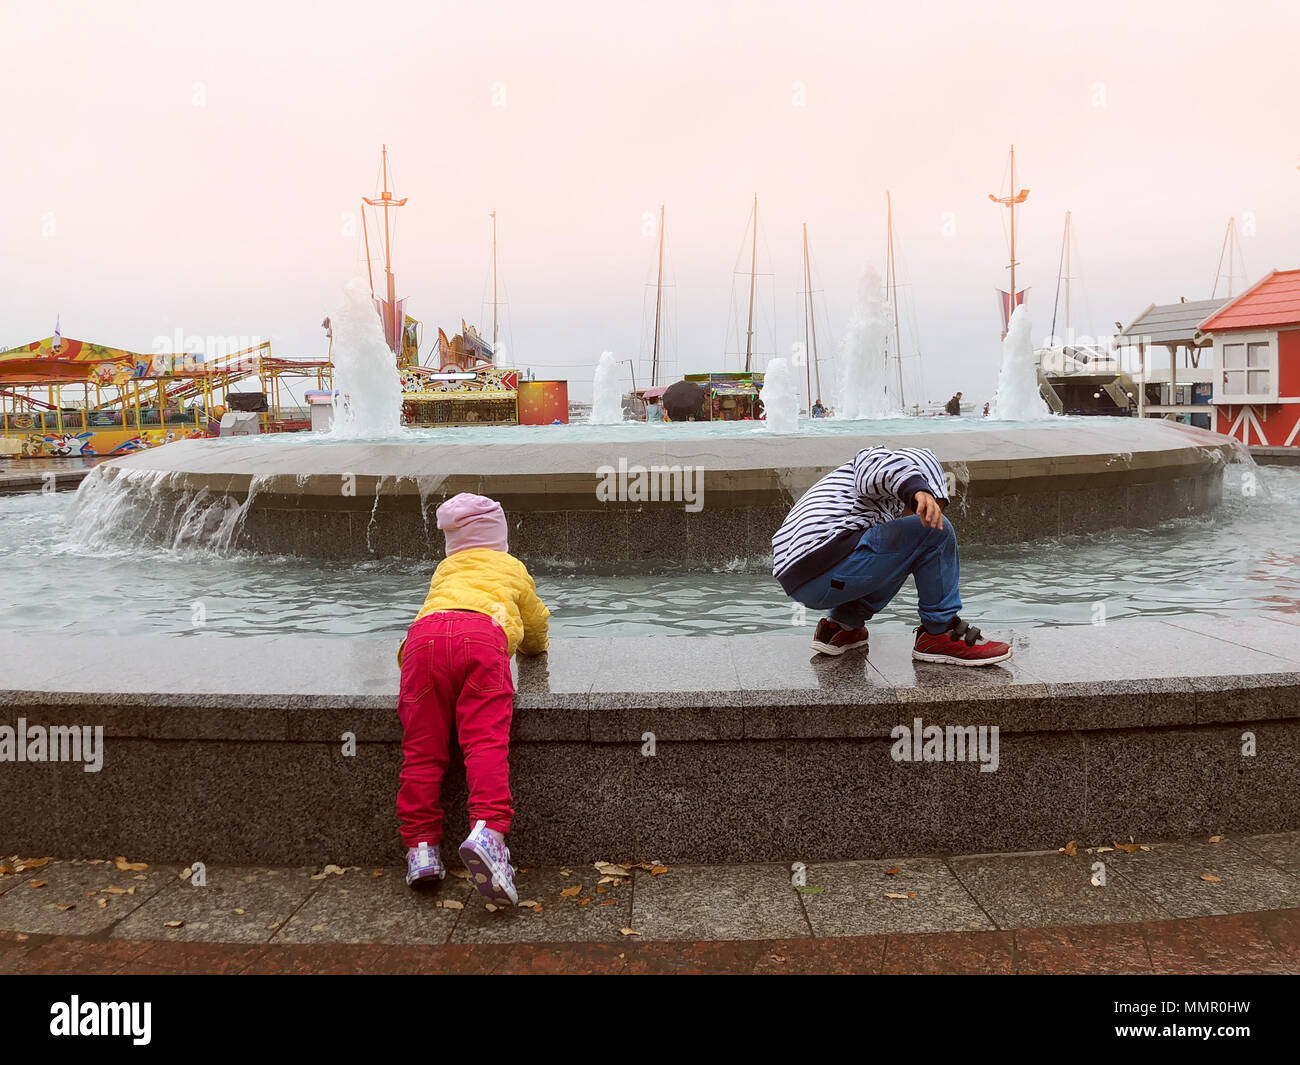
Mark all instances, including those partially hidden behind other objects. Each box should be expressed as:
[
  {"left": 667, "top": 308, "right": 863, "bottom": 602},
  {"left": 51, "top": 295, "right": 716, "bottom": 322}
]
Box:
[
  {"left": 458, "top": 840, "right": 518, "bottom": 905},
  {"left": 912, "top": 647, "right": 1013, "bottom": 666},
  {"left": 405, "top": 868, "right": 446, "bottom": 889}
]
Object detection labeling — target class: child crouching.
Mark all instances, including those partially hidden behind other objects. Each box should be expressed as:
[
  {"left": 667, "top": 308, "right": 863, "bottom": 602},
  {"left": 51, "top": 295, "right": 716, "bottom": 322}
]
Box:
[{"left": 396, "top": 492, "right": 549, "bottom": 903}]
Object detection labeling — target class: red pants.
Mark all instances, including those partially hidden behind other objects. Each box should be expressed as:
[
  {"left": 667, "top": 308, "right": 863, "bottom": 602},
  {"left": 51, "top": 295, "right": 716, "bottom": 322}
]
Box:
[{"left": 396, "top": 611, "right": 515, "bottom": 848}]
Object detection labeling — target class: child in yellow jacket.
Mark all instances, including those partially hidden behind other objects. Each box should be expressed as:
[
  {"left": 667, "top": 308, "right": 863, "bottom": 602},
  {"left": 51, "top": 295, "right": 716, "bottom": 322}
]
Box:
[{"left": 397, "top": 492, "right": 549, "bottom": 903}]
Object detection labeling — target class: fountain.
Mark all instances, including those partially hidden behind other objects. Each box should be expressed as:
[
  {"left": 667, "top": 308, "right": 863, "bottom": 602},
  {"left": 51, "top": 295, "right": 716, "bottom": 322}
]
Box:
[
  {"left": 329, "top": 280, "right": 404, "bottom": 438},
  {"left": 761, "top": 357, "right": 799, "bottom": 433},
  {"left": 836, "top": 266, "right": 896, "bottom": 420},
  {"left": 589, "top": 351, "right": 624, "bottom": 425},
  {"left": 990, "top": 304, "right": 1050, "bottom": 421}
]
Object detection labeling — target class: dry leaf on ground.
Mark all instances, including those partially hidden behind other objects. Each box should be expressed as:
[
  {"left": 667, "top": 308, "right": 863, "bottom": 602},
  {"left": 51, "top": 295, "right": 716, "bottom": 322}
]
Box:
[
  {"left": 1200, "top": 874, "right": 1222, "bottom": 883},
  {"left": 1209, "top": 835, "right": 1225, "bottom": 843},
  {"left": 1061, "top": 841, "right": 1079, "bottom": 857},
  {"left": 884, "top": 867, "right": 900, "bottom": 876},
  {"left": 1112, "top": 841, "right": 1141, "bottom": 854},
  {"left": 28, "top": 881, "right": 46, "bottom": 890},
  {"left": 163, "top": 920, "right": 184, "bottom": 928},
  {"left": 114, "top": 857, "right": 148, "bottom": 872},
  {"left": 560, "top": 885, "right": 582, "bottom": 897},
  {"left": 884, "top": 892, "right": 918, "bottom": 900},
  {"left": 619, "top": 927, "right": 640, "bottom": 936},
  {"left": 436, "top": 900, "right": 464, "bottom": 910},
  {"left": 309, "top": 864, "right": 346, "bottom": 881}
]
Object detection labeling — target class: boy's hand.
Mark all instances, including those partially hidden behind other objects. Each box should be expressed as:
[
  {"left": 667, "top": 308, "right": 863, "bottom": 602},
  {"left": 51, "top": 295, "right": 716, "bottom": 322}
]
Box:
[{"left": 912, "top": 491, "right": 945, "bottom": 529}]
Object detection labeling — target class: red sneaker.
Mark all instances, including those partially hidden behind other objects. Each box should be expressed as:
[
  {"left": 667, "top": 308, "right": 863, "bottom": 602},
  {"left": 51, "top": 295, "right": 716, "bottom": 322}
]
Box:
[
  {"left": 912, "top": 617, "right": 1012, "bottom": 666},
  {"left": 811, "top": 617, "right": 869, "bottom": 656}
]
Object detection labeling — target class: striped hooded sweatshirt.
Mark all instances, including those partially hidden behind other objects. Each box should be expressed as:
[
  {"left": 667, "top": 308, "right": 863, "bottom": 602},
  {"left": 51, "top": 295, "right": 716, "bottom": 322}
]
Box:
[{"left": 772, "top": 447, "right": 949, "bottom": 595}]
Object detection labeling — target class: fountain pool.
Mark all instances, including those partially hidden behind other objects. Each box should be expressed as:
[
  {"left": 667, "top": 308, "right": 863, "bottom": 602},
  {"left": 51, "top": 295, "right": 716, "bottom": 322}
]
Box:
[{"left": 4, "top": 464, "right": 1294, "bottom": 640}]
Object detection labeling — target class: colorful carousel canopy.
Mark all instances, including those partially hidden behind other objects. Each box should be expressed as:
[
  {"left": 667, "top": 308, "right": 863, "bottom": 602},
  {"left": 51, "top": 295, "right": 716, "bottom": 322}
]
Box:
[{"left": 0, "top": 336, "right": 145, "bottom": 387}]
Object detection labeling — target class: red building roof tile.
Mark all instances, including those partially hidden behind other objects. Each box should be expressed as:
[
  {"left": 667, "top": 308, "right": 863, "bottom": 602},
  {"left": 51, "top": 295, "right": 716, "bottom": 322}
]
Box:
[{"left": 1200, "top": 269, "right": 1300, "bottom": 332}]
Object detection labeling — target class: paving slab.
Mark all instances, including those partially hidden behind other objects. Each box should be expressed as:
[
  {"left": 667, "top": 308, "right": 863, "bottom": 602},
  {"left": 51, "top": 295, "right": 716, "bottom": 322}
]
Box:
[
  {"left": 949, "top": 850, "right": 1171, "bottom": 929},
  {"left": 451, "top": 866, "right": 633, "bottom": 943},
  {"left": 274, "top": 867, "right": 471, "bottom": 944},
  {"left": 110, "top": 866, "right": 321, "bottom": 944},
  {"left": 799, "top": 858, "right": 994, "bottom": 936},
  {"left": 628, "top": 863, "right": 809, "bottom": 942},
  {"left": 0, "top": 858, "right": 182, "bottom": 936},
  {"left": 1107, "top": 839, "right": 1300, "bottom": 919},
  {"left": 1235, "top": 830, "right": 1300, "bottom": 876}
]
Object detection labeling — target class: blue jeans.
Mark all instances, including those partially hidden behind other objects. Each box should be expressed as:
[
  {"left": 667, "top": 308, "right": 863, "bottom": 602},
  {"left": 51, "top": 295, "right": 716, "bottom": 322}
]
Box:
[{"left": 791, "top": 515, "right": 962, "bottom": 633}]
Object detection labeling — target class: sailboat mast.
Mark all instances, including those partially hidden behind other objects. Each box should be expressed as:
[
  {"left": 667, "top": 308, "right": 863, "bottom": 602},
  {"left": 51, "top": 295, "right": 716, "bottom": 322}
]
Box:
[
  {"left": 1050, "top": 210, "right": 1071, "bottom": 341},
  {"left": 744, "top": 194, "right": 758, "bottom": 373},
  {"left": 801, "top": 223, "right": 812, "bottom": 403},
  {"left": 1212, "top": 217, "right": 1241, "bottom": 299},
  {"left": 652, "top": 204, "right": 665, "bottom": 388},
  {"left": 381, "top": 144, "right": 396, "bottom": 309},
  {"left": 886, "top": 191, "right": 905, "bottom": 410},
  {"left": 1008, "top": 146, "right": 1017, "bottom": 327},
  {"left": 490, "top": 211, "right": 499, "bottom": 350}
]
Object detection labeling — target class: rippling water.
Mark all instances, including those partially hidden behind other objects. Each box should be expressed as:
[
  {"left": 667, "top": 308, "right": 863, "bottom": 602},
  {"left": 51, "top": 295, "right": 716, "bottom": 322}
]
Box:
[{"left": 1, "top": 465, "right": 1295, "bottom": 639}]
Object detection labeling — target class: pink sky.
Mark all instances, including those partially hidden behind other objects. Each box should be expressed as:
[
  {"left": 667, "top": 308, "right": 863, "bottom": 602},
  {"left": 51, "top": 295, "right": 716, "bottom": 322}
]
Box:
[{"left": 4, "top": 0, "right": 1298, "bottom": 404}]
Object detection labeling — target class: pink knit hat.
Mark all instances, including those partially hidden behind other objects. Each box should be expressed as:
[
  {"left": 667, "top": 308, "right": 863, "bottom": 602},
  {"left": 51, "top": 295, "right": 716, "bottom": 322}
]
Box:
[{"left": 436, "top": 493, "right": 509, "bottom": 555}]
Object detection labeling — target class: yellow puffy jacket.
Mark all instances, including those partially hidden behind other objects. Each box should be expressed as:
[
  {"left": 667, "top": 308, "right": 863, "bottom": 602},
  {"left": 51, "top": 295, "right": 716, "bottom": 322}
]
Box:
[{"left": 399, "top": 548, "right": 550, "bottom": 665}]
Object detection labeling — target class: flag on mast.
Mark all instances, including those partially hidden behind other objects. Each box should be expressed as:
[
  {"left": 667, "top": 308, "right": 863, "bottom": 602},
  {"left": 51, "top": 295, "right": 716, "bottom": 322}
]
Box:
[{"left": 996, "top": 289, "right": 1027, "bottom": 332}]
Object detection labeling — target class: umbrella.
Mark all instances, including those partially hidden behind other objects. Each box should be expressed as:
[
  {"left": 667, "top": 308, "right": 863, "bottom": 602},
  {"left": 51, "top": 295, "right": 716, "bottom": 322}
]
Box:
[{"left": 661, "top": 380, "right": 706, "bottom": 421}]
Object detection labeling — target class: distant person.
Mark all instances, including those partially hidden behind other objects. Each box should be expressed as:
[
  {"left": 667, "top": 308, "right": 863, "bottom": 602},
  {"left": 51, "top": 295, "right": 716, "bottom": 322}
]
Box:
[
  {"left": 945, "top": 391, "right": 963, "bottom": 416},
  {"left": 982, "top": 402, "right": 990, "bottom": 417},
  {"left": 396, "top": 493, "right": 550, "bottom": 903},
  {"left": 811, "top": 400, "right": 826, "bottom": 418},
  {"left": 772, "top": 447, "right": 1012, "bottom": 666}
]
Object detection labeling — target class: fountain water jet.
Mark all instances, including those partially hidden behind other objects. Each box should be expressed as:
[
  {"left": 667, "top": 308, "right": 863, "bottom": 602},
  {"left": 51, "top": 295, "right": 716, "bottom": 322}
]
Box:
[
  {"left": 590, "top": 351, "right": 623, "bottom": 425},
  {"left": 836, "top": 267, "right": 896, "bottom": 419},
  {"left": 762, "top": 357, "right": 799, "bottom": 433},
  {"left": 991, "top": 305, "right": 1050, "bottom": 421},
  {"left": 329, "top": 280, "right": 403, "bottom": 438}
]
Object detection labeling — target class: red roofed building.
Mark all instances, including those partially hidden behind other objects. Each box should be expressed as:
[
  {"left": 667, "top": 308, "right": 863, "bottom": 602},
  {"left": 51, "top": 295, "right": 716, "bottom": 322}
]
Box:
[{"left": 1199, "top": 269, "right": 1300, "bottom": 447}]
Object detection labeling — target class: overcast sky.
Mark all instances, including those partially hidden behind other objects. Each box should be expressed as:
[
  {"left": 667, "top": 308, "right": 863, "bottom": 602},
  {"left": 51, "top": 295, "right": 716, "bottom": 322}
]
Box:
[{"left": 4, "top": 0, "right": 1297, "bottom": 405}]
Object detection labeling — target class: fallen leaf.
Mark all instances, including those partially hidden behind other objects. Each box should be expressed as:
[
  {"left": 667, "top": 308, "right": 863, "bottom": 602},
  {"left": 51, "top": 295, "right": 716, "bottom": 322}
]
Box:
[
  {"left": 309, "top": 864, "right": 346, "bottom": 881},
  {"left": 435, "top": 900, "right": 464, "bottom": 911},
  {"left": 372, "top": 869, "right": 385, "bottom": 877},
  {"left": 619, "top": 927, "right": 641, "bottom": 936},
  {"left": 28, "top": 881, "right": 47, "bottom": 890},
  {"left": 517, "top": 899, "right": 540, "bottom": 908},
  {"left": 0, "top": 866, "right": 12, "bottom": 876},
  {"left": 96, "top": 898, "right": 108, "bottom": 909},
  {"left": 1113, "top": 841, "right": 1141, "bottom": 854},
  {"left": 795, "top": 885, "right": 823, "bottom": 895},
  {"left": 103, "top": 885, "right": 130, "bottom": 895},
  {"left": 593, "top": 862, "right": 631, "bottom": 877},
  {"left": 884, "top": 867, "right": 900, "bottom": 876},
  {"left": 884, "top": 892, "right": 918, "bottom": 900},
  {"left": 576, "top": 897, "right": 593, "bottom": 906},
  {"left": 266, "top": 921, "right": 281, "bottom": 931},
  {"left": 597, "top": 876, "right": 616, "bottom": 885},
  {"left": 559, "top": 869, "right": 572, "bottom": 877},
  {"left": 51, "top": 903, "right": 76, "bottom": 911},
  {"left": 114, "top": 856, "right": 148, "bottom": 872},
  {"left": 234, "top": 908, "right": 246, "bottom": 915},
  {"left": 485, "top": 903, "right": 499, "bottom": 912},
  {"left": 560, "top": 885, "right": 582, "bottom": 897},
  {"left": 596, "top": 885, "right": 606, "bottom": 894},
  {"left": 1062, "top": 840, "right": 1079, "bottom": 857},
  {"left": 531, "top": 904, "right": 543, "bottom": 914},
  {"left": 163, "top": 920, "right": 184, "bottom": 929},
  {"left": 179, "top": 867, "right": 193, "bottom": 880},
  {"left": 1209, "top": 835, "right": 1225, "bottom": 843},
  {"left": 769, "top": 954, "right": 786, "bottom": 962},
  {"left": 1095, "top": 846, "right": 1114, "bottom": 853},
  {"left": 1200, "top": 874, "right": 1222, "bottom": 883},
  {"left": 650, "top": 866, "right": 668, "bottom": 876},
  {"left": 600, "top": 899, "right": 617, "bottom": 906},
  {"left": 19, "top": 857, "right": 52, "bottom": 871}
]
